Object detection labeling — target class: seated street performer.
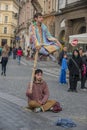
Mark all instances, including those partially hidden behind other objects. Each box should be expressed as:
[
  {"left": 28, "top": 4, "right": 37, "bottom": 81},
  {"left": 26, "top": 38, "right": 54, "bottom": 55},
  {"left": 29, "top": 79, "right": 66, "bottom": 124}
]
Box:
[
  {"left": 26, "top": 69, "right": 61, "bottom": 112},
  {"left": 29, "top": 13, "right": 62, "bottom": 61}
]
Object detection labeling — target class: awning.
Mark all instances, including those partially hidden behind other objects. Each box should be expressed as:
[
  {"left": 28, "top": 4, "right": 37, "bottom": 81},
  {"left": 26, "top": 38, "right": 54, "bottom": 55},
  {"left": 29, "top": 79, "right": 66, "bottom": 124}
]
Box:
[{"left": 69, "top": 33, "right": 87, "bottom": 44}]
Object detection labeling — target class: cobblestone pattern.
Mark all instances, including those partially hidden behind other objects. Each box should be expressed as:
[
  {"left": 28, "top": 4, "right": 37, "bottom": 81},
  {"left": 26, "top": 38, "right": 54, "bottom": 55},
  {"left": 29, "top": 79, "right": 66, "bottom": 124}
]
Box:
[
  {"left": 0, "top": 57, "right": 87, "bottom": 130},
  {"left": 0, "top": 97, "right": 61, "bottom": 130}
]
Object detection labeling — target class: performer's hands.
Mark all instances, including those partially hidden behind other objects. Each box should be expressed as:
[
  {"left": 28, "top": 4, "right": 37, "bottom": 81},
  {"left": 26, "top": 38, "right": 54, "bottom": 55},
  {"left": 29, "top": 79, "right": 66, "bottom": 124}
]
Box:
[
  {"left": 29, "top": 88, "right": 33, "bottom": 94},
  {"left": 26, "top": 88, "right": 32, "bottom": 95},
  {"left": 38, "top": 100, "right": 43, "bottom": 105},
  {"left": 36, "top": 45, "right": 41, "bottom": 50}
]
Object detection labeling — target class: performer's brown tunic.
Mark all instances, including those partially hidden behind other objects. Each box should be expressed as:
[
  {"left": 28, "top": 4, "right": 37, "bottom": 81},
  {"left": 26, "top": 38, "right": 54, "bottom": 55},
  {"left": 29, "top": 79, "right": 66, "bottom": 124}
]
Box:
[{"left": 26, "top": 80, "right": 56, "bottom": 112}]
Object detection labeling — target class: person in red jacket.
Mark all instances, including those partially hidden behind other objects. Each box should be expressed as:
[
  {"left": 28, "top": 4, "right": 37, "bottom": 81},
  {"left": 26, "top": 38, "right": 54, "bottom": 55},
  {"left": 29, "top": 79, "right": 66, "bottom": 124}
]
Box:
[{"left": 17, "top": 46, "right": 22, "bottom": 65}]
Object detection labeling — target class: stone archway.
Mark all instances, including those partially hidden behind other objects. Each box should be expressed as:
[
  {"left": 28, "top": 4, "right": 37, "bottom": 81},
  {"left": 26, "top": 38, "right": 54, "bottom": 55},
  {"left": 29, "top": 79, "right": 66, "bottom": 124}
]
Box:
[
  {"left": 78, "top": 26, "right": 86, "bottom": 34},
  {"left": 73, "top": 21, "right": 86, "bottom": 34}
]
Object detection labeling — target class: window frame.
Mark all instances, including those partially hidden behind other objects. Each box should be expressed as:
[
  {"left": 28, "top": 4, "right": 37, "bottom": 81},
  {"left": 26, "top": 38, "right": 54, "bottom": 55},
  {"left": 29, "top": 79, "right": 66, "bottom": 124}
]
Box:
[
  {"left": 4, "top": 16, "right": 8, "bottom": 23},
  {"left": 3, "top": 27, "right": 7, "bottom": 34},
  {"left": 5, "top": 5, "right": 8, "bottom": 10}
]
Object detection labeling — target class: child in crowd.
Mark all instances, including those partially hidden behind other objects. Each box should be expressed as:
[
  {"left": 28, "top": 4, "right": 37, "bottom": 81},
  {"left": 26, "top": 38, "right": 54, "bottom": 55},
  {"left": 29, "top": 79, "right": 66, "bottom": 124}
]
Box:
[{"left": 59, "top": 54, "right": 68, "bottom": 84}]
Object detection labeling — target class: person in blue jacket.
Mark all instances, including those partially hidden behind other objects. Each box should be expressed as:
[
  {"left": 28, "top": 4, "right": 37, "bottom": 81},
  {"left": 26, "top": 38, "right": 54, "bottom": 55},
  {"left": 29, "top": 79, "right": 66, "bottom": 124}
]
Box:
[{"left": 59, "top": 54, "right": 68, "bottom": 84}]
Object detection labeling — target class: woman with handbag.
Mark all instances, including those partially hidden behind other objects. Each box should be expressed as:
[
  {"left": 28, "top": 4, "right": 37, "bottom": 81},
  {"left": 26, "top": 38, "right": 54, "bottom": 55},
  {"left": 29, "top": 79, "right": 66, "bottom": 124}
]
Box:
[{"left": 68, "top": 49, "right": 82, "bottom": 92}]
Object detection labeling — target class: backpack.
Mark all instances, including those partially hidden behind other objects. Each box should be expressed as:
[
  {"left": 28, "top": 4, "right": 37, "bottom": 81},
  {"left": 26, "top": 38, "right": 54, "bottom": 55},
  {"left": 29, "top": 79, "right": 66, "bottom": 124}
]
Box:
[
  {"left": 52, "top": 102, "right": 62, "bottom": 113},
  {"left": 82, "top": 64, "right": 86, "bottom": 76}
]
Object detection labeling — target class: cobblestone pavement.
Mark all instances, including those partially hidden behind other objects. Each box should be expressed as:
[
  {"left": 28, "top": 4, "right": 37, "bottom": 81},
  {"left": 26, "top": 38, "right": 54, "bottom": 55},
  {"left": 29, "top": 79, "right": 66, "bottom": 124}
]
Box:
[
  {"left": 22, "top": 58, "right": 59, "bottom": 77},
  {"left": 0, "top": 57, "right": 87, "bottom": 130},
  {"left": 0, "top": 96, "right": 62, "bottom": 130}
]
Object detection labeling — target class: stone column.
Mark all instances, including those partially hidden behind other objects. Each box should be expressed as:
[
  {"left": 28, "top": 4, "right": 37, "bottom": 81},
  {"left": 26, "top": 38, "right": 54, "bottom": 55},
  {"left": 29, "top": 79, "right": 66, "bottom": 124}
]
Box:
[{"left": 65, "top": 20, "right": 73, "bottom": 43}]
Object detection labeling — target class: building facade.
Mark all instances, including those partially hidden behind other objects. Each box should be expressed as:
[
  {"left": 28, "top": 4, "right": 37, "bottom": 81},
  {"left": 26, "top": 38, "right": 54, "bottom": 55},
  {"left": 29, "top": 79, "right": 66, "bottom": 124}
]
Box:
[
  {"left": 55, "top": 0, "right": 87, "bottom": 48},
  {"left": 17, "top": 0, "right": 36, "bottom": 52},
  {"left": 16, "top": 0, "right": 43, "bottom": 55},
  {"left": 0, "top": 0, "right": 19, "bottom": 47},
  {"left": 38, "top": 0, "right": 58, "bottom": 37},
  {"left": 30, "top": 0, "right": 58, "bottom": 37}
]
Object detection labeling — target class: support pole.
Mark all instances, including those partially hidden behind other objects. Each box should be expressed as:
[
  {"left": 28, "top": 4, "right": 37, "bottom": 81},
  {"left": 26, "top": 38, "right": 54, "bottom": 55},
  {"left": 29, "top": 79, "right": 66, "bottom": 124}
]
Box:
[{"left": 29, "top": 50, "right": 38, "bottom": 93}]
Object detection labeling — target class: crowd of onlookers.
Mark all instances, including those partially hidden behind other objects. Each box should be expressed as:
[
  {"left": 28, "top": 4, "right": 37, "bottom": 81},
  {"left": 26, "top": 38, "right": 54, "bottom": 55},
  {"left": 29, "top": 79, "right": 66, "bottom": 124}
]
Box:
[
  {"left": 0, "top": 43, "right": 87, "bottom": 93},
  {"left": 0, "top": 43, "right": 86, "bottom": 115},
  {"left": 25, "top": 44, "right": 87, "bottom": 93},
  {"left": 58, "top": 46, "right": 87, "bottom": 92}
]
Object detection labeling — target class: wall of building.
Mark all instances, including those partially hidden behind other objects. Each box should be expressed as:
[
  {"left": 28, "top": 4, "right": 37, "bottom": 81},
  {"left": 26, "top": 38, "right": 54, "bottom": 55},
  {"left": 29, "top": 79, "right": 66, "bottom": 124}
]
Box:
[
  {"left": 43, "top": 15, "right": 55, "bottom": 37},
  {"left": 55, "top": 1, "right": 87, "bottom": 47},
  {"left": 59, "top": 0, "right": 81, "bottom": 10},
  {"left": 17, "top": 0, "right": 35, "bottom": 53},
  {"left": 67, "top": 0, "right": 80, "bottom": 4},
  {"left": 37, "top": 0, "right": 57, "bottom": 37},
  {"left": 0, "top": 0, "right": 19, "bottom": 47},
  {"left": 38, "top": 0, "right": 58, "bottom": 14}
]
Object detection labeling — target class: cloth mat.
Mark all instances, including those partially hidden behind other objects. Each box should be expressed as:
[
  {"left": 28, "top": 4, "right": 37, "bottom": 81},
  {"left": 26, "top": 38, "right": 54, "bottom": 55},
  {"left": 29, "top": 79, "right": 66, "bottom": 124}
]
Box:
[{"left": 55, "top": 118, "right": 77, "bottom": 128}]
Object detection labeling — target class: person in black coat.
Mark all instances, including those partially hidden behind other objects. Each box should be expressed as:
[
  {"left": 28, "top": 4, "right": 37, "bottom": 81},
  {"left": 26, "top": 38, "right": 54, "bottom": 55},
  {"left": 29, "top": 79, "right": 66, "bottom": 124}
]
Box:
[
  {"left": 68, "top": 49, "right": 82, "bottom": 92},
  {"left": 12, "top": 45, "right": 17, "bottom": 59}
]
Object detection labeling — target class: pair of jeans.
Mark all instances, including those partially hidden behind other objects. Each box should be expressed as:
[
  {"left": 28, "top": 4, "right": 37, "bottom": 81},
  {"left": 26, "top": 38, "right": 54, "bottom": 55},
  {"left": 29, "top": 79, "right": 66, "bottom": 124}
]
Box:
[
  {"left": 1, "top": 57, "right": 8, "bottom": 74},
  {"left": 17, "top": 56, "right": 21, "bottom": 64},
  {"left": 69, "top": 75, "right": 78, "bottom": 91},
  {"left": 81, "top": 75, "right": 86, "bottom": 88},
  {"left": 13, "top": 54, "right": 16, "bottom": 59},
  {"left": 59, "top": 69, "right": 66, "bottom": 84}
]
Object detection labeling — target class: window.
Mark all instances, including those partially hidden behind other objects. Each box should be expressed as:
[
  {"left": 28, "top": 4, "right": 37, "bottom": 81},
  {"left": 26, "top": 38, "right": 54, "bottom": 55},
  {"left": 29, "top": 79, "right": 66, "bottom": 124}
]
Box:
[
  {"left": 1, "top": 39, "right": 7, "bottom": 46},
  {"left": 78, "top": 26, "right": 86, "bottom": 34},
  {"left": 4, "top": 27, "right": 7, "bottom": 34},
  {"left": 5, "top": 5, "right": 8, "bottom": 10},
  {"left": 4, "top": 16, "right": 8, "bottom": 23}
]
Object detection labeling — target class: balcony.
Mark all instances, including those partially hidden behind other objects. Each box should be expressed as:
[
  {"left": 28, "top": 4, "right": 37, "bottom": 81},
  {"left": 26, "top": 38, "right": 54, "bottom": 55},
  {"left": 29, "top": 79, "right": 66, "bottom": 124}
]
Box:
[
  {"left": 60, "top": 0, "right": 87, "bottom": 13},
  {"left": 13, "top": 12, "right": 19, "bottom": 19}
]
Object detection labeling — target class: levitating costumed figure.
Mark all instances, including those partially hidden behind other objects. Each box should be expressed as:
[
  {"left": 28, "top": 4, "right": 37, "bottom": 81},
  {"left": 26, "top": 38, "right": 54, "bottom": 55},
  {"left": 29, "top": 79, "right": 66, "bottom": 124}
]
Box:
[{"left": 29, "top": 13, "right": 62, "bottom": 61}]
